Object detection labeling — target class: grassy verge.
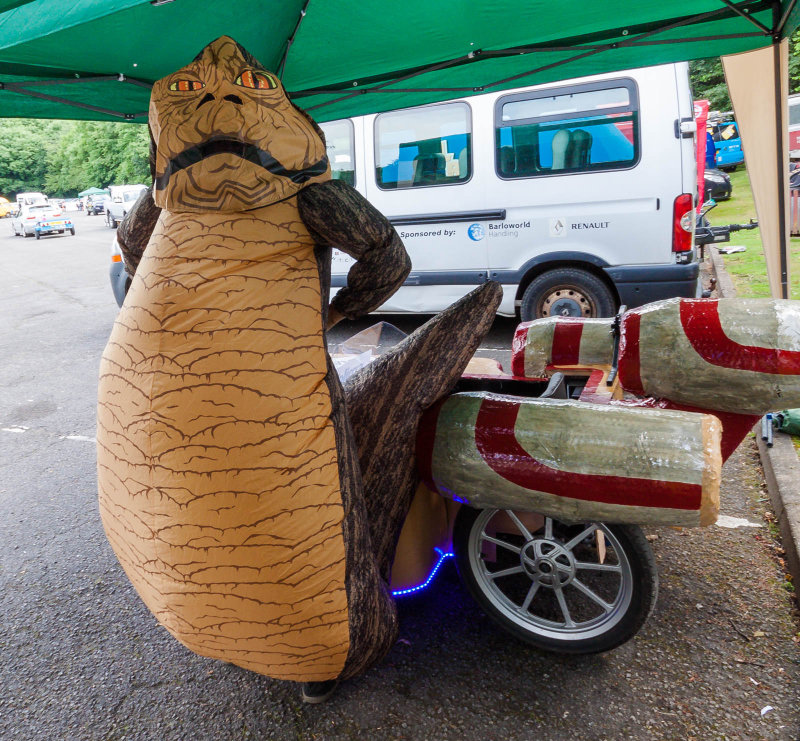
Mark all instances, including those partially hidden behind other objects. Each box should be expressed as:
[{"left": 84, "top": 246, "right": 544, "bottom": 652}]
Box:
[
  {"left": 707, "top": 167, "right": 800, "bottom": 299},
  {"left": 713, "top": 169, "right": 800, "bottom": 451}
]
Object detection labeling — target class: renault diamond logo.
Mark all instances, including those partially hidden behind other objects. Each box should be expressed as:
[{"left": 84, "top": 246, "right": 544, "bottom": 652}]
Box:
[{"left": 550, "top": 218, "right": 566, "bottom": 237}]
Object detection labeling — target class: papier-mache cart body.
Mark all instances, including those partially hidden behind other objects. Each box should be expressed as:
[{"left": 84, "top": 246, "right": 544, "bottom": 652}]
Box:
[{"left": 392, "top": 297, "right": 800, "bottom": 593}]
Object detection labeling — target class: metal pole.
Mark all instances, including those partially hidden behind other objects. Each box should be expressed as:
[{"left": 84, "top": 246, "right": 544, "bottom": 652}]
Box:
[{"left": 773, "top": 2, "right": 789, "bottom": 299}]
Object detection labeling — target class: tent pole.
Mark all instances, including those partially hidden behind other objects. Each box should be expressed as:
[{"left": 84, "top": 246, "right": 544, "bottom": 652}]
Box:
[{"left": 773, "top": 4, "right": 789, "bottom": 299}]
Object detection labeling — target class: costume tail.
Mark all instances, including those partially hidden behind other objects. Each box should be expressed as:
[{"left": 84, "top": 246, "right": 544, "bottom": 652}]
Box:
[{"left": 344, "top": 281, "right": 503, "bottom": 581}]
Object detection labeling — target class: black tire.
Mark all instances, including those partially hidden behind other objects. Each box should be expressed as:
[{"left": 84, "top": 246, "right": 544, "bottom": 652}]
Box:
[
  {"left": 520, "top": 267, "right": 615, "bottom": 321},
  {"left": 70, "top": 227, "right": 75, "bottom": 235},
  {"left": 35, "top": 231, "right": 40, "bottom": 240},
  {"left": 107, "top": 211, "right": 117, "bottom": 228},
  {"left": 453, "top": 506, "right": 658, "bottom": 655}
]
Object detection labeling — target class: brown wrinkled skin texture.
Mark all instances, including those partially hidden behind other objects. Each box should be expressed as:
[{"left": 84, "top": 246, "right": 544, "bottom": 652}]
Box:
[{"left": 101, "top": 35, "right": 500, "bottom": 684}]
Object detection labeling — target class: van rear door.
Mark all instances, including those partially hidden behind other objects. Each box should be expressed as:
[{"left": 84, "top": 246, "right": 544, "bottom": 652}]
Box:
[{"left": 675, "top": 62, "right": 698, "bottom": 202}]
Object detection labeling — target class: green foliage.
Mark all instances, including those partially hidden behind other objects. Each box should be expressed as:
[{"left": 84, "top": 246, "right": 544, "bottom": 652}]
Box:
[
  {"left": 0, "top": 119, "right": 150, "bottom": 199},
  {"left": 691, "top": 30, "right": 800, "bottom": 113},
  {"left": 689, "top": 58, "right": 731, "bottom": 112}
]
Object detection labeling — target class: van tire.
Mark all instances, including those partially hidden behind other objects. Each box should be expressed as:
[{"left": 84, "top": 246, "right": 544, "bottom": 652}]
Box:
[{"left": 520, "top": 268, "right": 615, "bottom": 321}]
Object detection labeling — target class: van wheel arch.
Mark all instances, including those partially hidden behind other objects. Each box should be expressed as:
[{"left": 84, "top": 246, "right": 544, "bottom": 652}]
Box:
[{"left": 517, "top": 263, "right": 618, "bottom": 321}]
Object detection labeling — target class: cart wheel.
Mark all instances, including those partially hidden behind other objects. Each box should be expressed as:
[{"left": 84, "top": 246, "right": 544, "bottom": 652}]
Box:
[{"left": 453, "top": 507, "right": 658, "bottom": 655}]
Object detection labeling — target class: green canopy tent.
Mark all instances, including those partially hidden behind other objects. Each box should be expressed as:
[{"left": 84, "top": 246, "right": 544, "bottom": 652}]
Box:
[
  {"left": 0, "top": 0, "right": 797, "bottom": 296},
  {"left": 77, "top": 187, "right": 109, "bottom": 197}
]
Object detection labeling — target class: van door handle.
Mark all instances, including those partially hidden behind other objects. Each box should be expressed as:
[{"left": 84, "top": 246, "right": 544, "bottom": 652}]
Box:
[{"left": 674, "top": 117, "right": 696, "bottom": 139}]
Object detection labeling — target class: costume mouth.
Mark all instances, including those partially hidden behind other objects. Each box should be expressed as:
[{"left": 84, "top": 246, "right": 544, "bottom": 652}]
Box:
[{"left": 154, "top": 137, "right": 328, "bottom": 191}]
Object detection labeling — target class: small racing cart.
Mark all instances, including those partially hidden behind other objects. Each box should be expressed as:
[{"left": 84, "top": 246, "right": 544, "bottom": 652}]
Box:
[
  {"left": 34, "top": 215, "right": 75, "bottom": 239},
  {"left": 353, "top": 297, "right": 800, "bottom": 656}
]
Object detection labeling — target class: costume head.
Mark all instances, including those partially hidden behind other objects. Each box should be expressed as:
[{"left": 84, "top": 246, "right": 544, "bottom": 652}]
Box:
[{"left": 149, "top": 36, "right": 330, "bottom": 212}]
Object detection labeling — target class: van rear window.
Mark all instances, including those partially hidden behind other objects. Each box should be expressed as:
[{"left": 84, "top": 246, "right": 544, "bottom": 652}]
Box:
[
  {"left": 495, "top": 80, "right": 639, "bottom": 178},
  {"left": 320, "top": 119, "right": 356, "bottom": 186},
  {"left": 375, "top": 103, "right": 471, "bottom": 189}
]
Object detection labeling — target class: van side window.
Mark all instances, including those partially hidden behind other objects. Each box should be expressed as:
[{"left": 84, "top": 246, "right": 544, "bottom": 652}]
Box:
[
  {"left": 320, "top": 119, "right": 356, "bottom": 186},
  {"left": 495, "top": 81, "right": 639, "bottom": 178},
  {"left": 375, "top": 103, "right": 471, "bottom": 189}
]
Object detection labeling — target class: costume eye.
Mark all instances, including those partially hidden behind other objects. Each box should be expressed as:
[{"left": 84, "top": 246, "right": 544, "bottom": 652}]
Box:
[
  {"left": 234, "top": 71, "right": 277, "bottom": 90},
  {"left": 169, "top": 80, "right": 205, "bottom": 91}
]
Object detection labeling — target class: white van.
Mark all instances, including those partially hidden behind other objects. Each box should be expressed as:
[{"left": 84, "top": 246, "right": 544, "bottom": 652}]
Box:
[
  {"left": 16, "top": 192, "right": 48, "bottom": 208},
  {"left": 320, "top": 63, "right": 699, "bottom": 320}
]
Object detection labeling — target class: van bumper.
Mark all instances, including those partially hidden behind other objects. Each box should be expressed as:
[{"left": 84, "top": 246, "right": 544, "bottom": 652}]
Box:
[{"left": 604, "top": 261, "right": 700, "bottom": 309}]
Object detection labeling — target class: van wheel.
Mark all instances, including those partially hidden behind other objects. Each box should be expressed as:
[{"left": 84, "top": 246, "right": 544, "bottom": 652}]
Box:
[{"left": 520, "top": 268, "right": 615, "bottom": 321}]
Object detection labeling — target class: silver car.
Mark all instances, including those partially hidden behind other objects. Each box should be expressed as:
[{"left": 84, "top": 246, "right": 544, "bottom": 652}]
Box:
[{"left": 11, "top": 203, "right": 55, "bottom": 237}]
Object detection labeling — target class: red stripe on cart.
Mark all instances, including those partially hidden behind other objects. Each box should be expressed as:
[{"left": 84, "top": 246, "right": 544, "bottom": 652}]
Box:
[
  {"left": 578, "top": 369, "right": 612, "bottom": 404},
  {"left": 474, "top": 397, "right": 701, "bottom": 510},
  {"left": 511, "top": 323, "right": 529, "bottom": 377},
  {"left": 618, "top": 311, "right": 644, "bottom": 395},
  {"left": 551, "top": 318, "right": 584, "bottom": 366},
  {"left": 680, "top": 300, "right": 800, "bottom": 375}
]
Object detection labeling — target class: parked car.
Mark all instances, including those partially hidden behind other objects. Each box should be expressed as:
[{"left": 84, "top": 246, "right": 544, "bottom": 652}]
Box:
[
  {"left": 86, "top": 195, "right": 106, "bottom": 215},
  {"left": 0, "top": 197, "right": 13, "bottom": 218},
  {"left": 110, "top": 235, "right": 131, "bottom": 306},
  {"left": 34, "top": 211, "right": 75, "bottom": 239},
  {"left": 11, "top": 203, "right": 50, "bottom": 236},
  {"left": 707, "top": 118, "right": 744, "bottom": 171},
  {"left": 11, "top": 203, "right": 74, "bottom": 237},
  {"left": 703, "top": 168, "right": 731, "bottom": 201},
  {"left": 105, "top": 184, "right": 148, "bottom": 228},
  {"left": 15, "top": 191, "right": 48, "bottom": 209}
]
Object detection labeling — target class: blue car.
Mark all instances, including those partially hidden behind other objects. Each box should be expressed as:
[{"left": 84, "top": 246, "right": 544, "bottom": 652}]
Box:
[
  {"left": 33, "top": 208, "right": 75, "bottom": 239},
  {"left": 708, "top": 120, "right": 744, "bottom": 171}
]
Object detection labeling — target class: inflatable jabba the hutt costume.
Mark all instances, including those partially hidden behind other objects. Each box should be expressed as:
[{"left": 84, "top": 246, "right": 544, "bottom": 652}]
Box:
[{"left": 96, "top": 36, "right": 501, "bottom": 683}]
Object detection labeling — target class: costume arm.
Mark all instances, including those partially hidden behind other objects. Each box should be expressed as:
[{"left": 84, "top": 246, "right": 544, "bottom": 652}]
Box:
[
  {"left": 298, "top": 180, "right": 411, "bottom": 325},
  {"left": 117, "top": 186, "right": 162, "bottom": 277}
]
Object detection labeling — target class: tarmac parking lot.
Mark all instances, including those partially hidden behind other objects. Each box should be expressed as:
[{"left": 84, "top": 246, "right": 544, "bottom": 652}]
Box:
[{"left": 1, "top": 213, "right": 799, "bottom": 740}]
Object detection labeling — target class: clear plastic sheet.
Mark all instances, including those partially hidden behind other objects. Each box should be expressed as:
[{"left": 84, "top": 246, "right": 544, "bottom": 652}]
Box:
[{"left": 331, "top": 322, "right": 407, "bottom": 383}]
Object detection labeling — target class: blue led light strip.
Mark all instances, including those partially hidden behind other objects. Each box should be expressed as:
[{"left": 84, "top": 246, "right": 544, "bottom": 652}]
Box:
[{"left": 391, "top": 548, "right": 454, "bottom": 597}]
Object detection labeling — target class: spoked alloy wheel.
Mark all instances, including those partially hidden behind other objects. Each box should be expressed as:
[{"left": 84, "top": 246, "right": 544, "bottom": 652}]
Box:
[{"left": 454, "top": 507, "right": 657, "bottom": 654}]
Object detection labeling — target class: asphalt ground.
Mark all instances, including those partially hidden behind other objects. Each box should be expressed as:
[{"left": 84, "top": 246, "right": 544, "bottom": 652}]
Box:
[{"left": 1, "top": 213, "right": 799, "bottom": 740}]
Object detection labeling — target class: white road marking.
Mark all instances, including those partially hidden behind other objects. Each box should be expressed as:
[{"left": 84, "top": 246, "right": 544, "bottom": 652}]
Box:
[
  {"left": 60, "top": 435, "right": 96, "bottom": 443},
  {"left": 2, "top": 426, "right": 29, "bottom": 433}
]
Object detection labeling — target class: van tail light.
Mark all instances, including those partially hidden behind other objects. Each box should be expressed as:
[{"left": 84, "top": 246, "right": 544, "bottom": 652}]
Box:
[{"left": 672, "top": 193, "right": 694, "bottom": 252}]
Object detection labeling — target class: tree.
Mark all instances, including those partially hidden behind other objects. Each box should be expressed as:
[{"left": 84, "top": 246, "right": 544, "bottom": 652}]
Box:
[
  {"left": 0, "top": 119, "right": 66, "bottom": 196},
  {"left": 0, "top": 118, "right": 151, "bottom": 199},
  {"left": 691, "top": 29, "right": 800, "bottom": 113},
  {"left": 689, "top": 58, "right": 731, "bottom": 112}
]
